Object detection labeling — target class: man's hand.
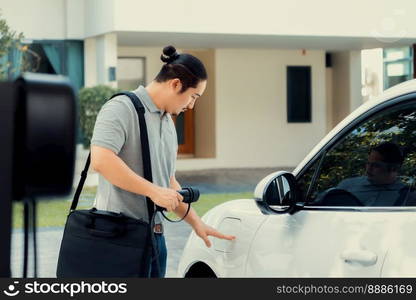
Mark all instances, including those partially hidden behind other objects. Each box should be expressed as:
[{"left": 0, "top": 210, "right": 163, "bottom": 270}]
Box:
[
  {"left": 149, "top": 186, "right": 183, "bottom": 211},
  {"left": 192, "top": 221, "right": 236, "bottom": 248}
]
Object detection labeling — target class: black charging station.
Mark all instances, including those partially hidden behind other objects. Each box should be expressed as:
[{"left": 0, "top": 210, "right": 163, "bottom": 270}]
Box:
[{"left": 0, "top": 73, "right": 77, "bottom": 277}]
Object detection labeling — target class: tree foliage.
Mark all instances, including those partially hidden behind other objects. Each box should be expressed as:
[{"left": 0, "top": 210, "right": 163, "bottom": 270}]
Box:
[
  {"left": 0, "top": 11, "right": 24, "bottom": 80},
  {"left": 298, "top": 102, "right": 416, "bottom": 202}
]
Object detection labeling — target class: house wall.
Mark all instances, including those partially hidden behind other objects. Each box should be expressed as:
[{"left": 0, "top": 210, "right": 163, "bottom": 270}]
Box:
[
  {"left": 0, "top": 0, "right": 377, "bottom": 171},
  {"left": 185, "top": 49, "right": 217, "bottom": 159},
  {"left": 0, "top": 0, "right": 66, "bottom": 39},
  {"left": 212, "top": 48, "right": 327, "bottom": 169},
  {"left": 106, "top": 47, "right": 328, "bottom": 170},
  {"left": 2, "top": 0, "right": 415, "bottom": 40},
  {"left": 112, "top": 0, "right": 416, "bottom": 39}
]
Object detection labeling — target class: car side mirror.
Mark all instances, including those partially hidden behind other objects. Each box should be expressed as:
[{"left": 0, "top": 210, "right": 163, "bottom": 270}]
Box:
[{"left": 254, "top": 171, "right": 297, "bottom": 213}]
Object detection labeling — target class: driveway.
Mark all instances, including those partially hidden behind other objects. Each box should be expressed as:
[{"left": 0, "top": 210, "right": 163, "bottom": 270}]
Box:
[
  {"left": 10, "top": 166, "right": 292, "bottom": 277},
  {"left": 11, "top": 221, "right": 191, "bottom": 278}
]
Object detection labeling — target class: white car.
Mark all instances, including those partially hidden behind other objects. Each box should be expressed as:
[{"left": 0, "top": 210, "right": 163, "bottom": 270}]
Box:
[{"left": 178, "top": 79, "right": 416, "bottom": 277}]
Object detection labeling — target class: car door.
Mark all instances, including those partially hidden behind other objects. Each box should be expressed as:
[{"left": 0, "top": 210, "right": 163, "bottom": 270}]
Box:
[{"left": 246, "top": 94, "right": 416, "bottom": 277}]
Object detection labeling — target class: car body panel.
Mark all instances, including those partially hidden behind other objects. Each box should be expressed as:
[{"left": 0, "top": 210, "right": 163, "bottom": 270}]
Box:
[
  {"left": 379, "top": 211, "right": 416, "bottom": 277},
  {"left": 178, "top": 79, "right": 416, "bottom": 278},
  {"left": 246, "top": 208, "right": 416, "bottom": 277},
  {"left": 178, "top": 199, "right": 268, "bottom": 277}
]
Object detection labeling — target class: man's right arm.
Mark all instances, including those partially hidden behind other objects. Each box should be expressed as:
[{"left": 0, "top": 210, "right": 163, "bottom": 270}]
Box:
[{"left": 91, "top": 145, "right": 182, "bottom": 211}]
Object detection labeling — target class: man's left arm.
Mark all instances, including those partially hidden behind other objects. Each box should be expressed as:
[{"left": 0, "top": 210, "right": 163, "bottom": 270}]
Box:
[{"left": 170, "top": 175, "right": 235, "bottom": 247}]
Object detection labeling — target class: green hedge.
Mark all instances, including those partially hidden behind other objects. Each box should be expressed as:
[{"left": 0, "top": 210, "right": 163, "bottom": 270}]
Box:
[{"left": 79, "top": 85, "right": 121, "bottom": 148}]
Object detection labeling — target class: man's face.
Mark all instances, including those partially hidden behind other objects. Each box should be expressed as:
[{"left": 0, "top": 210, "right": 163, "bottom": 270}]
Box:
[
  {"left": 167, "top": 80, "right": 206, "bottom": 116},
  {"left": 366, "top": 150, "right": 398, "bottom": 184}
]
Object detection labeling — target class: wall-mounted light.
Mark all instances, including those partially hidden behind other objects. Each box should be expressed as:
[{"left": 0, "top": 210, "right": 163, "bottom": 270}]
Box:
[{"left": 108, "top": 67, "right": 116, "bottom": 82}]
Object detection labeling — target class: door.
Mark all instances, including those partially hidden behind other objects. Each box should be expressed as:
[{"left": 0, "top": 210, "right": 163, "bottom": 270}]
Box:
[
  {"left": 172, "top": 111, "right": 195, "bottom": 155},
  {"left": 246, "top": 96, "right": 416, "bottom": 277}
]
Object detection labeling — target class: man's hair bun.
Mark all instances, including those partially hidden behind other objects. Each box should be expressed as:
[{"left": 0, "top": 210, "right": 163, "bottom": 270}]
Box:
[
  {"left": 161, "top": 45, "right": 180, "bottom": 63},
  {"left": 155, "top": 45, "right": 207, "bottom": 93}
]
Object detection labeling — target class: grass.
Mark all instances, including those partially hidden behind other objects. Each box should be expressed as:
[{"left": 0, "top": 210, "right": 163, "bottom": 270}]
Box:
[
  {"left": 12, "top": 189, "right": 253, "bottom": 229},
  {"left": 166, "top": 192, "right": 253, "bottom": 220},
  {"left": 12, "top": 187, "right": 96, "bottom": 229}
]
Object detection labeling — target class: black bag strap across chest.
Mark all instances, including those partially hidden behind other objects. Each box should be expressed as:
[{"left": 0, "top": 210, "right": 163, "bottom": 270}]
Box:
[{"left": 71, "top": 91, "right": 155, "bottom": 221}]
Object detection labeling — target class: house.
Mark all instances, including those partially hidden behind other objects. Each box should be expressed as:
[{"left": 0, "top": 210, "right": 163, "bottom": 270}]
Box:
[{"left": 1, "top": 0, "right": 415, "bottom": 171}]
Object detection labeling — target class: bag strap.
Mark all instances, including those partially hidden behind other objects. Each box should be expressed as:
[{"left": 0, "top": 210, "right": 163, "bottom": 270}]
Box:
[
  {"left": 70, "top": 92, "right": 155, "bottom": 221},
  {"left": 70, "top": 153, "right": 90, "bottom": 211},
  {"left": 115, "top": 91, "right": 155, "bottom": 221}
]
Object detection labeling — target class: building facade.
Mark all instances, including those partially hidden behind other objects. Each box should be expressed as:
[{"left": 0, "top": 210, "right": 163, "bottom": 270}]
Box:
[{"left": 1, "top": 0, "right": 415, "bottom": 171}]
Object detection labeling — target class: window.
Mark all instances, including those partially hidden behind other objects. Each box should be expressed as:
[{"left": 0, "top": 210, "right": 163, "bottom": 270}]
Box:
[
  {"left": 117, "top": 57, "right": 146, "bottom": 90},
  {"left": 21, "top": 40, "right": 84, "bottom": 143},
  {"left": 383, "top": 47, "right": 414, "bottom": 90},
  {"left": 303, "top": 100, "right": 416, "bottom": 206},
  {"left": 287, "top": 66, "right": 311, "bottom": 123},
  {"left": 296, "top": 154, "right": 322, "bottom": 202},
  {"left": 4, "top": 40, "right": 85, "bottom": 91}
]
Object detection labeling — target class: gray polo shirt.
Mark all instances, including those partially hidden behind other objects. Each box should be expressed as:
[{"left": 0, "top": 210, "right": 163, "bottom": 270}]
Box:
[
  {"left": 91, "top": 86, "right": 178, "bottom": 224},
  {"left": 337, "top": 176, "right": 406, "bottom": 206}
]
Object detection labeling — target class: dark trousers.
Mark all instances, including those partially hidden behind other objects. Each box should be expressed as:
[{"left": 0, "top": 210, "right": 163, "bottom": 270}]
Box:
[{"left": 150, "top": 233, "right": 167, "bottom": 278}]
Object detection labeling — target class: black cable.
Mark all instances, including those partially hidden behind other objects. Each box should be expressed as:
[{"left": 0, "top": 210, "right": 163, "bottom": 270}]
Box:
[
  {"left": 150, "top": 212, "right": 161, "bottom": 278},
  {"left": 30, "top": 197, "right": 37, "bottom": 277},
  {"left": 150, "top": 201, "right": 192, "bottom": 277},
  {"left": 149, "top": 203, "right": 192, "bottom": 277},
  {"left": 150, "top": 203, "right": 191, "bottom": 278},
  {"left": 22, "top": 197, "right": 38, "bottom": 278},
  {"left": 149, "top": 202, "right": 192, "bottom": 278},
  {"left": 160, "top": 203, "right": 191, "bottom": 223},
  {"left": 23, "top": 198, "right": 29, "bottom": 278}
]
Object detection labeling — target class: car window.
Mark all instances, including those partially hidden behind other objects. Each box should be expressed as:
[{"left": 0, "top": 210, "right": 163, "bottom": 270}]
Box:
[
  {"left": 296, "top": 155, "right": 322, "bottom": 202},
  {"left": 308, "top": 101, "right": 416, "bottom": 206}
]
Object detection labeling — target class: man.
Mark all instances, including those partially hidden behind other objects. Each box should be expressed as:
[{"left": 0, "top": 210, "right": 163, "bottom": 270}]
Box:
[
  {"left": 336, "top": 142, "right": 410, "bottom": 206},
  {"left": 90, "top": 46, "right": 235, "bottom": 277}
]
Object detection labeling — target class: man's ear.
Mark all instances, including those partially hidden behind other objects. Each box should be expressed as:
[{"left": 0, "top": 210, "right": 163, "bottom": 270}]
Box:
[{"left": 170, "top": 78, "right": 182, "bottom": 93}]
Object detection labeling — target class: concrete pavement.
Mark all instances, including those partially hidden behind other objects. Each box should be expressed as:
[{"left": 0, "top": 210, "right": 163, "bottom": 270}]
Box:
[
  {"left": 10, "top": 148, "right": 294, "bottom": 278},
  {"left": 11, "top": 221, "right": 192, "bottom": 278}
]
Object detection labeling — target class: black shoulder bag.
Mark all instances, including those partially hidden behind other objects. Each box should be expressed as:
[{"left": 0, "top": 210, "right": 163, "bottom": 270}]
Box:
[{"left": 56, "top": 92, "right": 159, "bottom": 278}]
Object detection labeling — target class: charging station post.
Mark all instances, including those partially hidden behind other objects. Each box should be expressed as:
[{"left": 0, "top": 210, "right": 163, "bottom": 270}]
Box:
[{"left": 0, "top": 82, "right": 15, "bottom": 277}]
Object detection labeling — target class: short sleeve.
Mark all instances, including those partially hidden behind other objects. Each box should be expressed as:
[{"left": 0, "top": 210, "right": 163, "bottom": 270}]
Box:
[{"left": 91, "top": 99, "right": 130, "bottom": 154}]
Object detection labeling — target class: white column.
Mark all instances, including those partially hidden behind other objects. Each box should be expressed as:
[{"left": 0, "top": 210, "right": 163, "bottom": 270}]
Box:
[
  {"left": 96, "top": 33, "right": 118, "bottom": 88},
  {"left": 325, "top": 67, "right": 333, "bottom": 133},
  {"left": 361, "top": 48, "right": 384, "bottom": 102},
  {"left": 84, "top": 37, "right": 97, "bottom": 87},
  {"left": 349, "top": 50, "right": 362, "bottom": 112},
  {"left": 331, "top": 50, "right": 363, "bottom": 127}
]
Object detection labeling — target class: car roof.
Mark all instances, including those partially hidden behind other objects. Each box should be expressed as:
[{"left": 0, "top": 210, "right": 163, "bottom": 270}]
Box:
[{"left": 293, "top": 78, "right": 416, "bottom": 176}]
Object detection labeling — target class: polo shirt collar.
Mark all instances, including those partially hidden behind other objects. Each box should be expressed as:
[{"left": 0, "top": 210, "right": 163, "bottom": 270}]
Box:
[{"left": 135, "top": 85, "right": 165, "bottom": 114}]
